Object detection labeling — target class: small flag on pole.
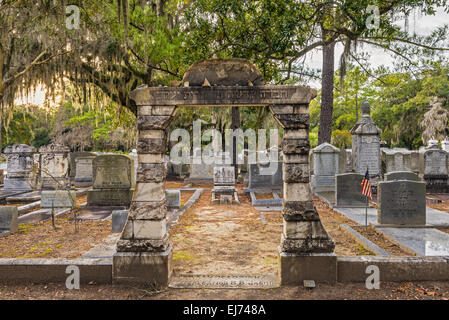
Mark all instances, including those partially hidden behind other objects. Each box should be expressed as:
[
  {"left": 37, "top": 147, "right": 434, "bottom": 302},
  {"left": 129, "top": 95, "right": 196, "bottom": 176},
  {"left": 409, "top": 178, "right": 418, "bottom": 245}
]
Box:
[{"left": 361, "top": 168, "right": 372, "bottom": 200}]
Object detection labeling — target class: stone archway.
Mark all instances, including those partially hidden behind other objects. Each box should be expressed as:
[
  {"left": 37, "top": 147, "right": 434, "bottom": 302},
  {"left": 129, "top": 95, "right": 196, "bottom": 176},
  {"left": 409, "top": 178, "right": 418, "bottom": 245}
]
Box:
[{"left": 113, "top": 59, "right": 335, "bottom": 286}]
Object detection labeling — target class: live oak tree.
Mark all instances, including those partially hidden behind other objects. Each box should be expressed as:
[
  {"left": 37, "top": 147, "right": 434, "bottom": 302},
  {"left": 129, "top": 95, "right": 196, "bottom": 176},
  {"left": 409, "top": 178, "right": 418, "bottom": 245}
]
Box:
[
  {"left": 2, "top": 0, "right": 448, "bottom": 150},
  {"left": 185, "top": 0, "right": 449, "bottom": 143}
]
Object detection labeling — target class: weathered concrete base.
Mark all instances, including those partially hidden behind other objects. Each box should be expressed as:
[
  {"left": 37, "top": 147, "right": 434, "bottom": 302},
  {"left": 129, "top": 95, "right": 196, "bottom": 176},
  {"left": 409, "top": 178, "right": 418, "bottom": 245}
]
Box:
[
  {"left": 0, "top": 258, "right": 112, "bottom": 284},
  {"left": 279, "top": 249, "right": 337, "bottom": 285},
  {"left": 337, "top": 256, "right": 449, "bottom": 282},
  {"left": 87, "top": 189, "right": 133, "bottom": 206},
  {"left": 3, "top": 178, "right": 34, "bottom": 191},
  {"left": 113, "top": 247, "right": 172, "bottom": 287},
  {"left": 73, "top": 180, "right": 93, "bottom": 188}
]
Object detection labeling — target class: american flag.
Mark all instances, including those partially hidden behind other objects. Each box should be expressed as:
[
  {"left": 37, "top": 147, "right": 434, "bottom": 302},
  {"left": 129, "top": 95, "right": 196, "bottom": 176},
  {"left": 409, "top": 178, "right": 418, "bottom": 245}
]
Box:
[{"left": 361, "top": 168, "right": 372, "bottom": 200}]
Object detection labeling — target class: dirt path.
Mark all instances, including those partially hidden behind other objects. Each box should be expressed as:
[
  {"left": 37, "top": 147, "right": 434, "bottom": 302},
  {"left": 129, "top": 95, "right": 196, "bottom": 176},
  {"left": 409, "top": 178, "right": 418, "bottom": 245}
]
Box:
[{"left": 169, "top": 186, "right": 282, "bottom": 276}]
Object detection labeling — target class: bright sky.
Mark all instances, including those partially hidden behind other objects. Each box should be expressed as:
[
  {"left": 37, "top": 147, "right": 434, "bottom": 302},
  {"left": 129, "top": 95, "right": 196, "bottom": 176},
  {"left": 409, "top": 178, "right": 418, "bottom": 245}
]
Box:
[{"left": 306, "top": 7, "right": 449, "bottom": 88}]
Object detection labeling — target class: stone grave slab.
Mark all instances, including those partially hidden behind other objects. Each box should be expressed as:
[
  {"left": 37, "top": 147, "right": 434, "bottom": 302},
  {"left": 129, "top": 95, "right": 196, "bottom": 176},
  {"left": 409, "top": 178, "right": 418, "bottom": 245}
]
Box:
[
  {"left": 213, "top": 166, "right": 235, "bottom": 186},
  {"left": 169, "top": 274, "right": 278, "bottom": 289},
  {"left": 92, "top": 155, "right": 134, "bottom": 189},
  {"left": 311, "top": 142, "right": 340, "bottom": 192},
  {"left": 3, "top": 144, "right": 37, "bottom": 191},
  {"left": 74, "top": 156, "right": 95, "bottom": 187},
  {"left": 18, "top": 208, "right": 69, "bottom": 224},
  {"left": 81, "top": 233, "right": 120, "bottom": 259},
  {"left": 350, "top": 102, "right": 381, "bottom": 177},
  {"left": 112, "top": 210, "right": 129, "bottom": 233},
  {"left": 6, "top": 191, "right": 41, "bottom": 203},
  {"left": 41, "top": 190, "right": 76, "bottom": 208},
  {"left": 384, "top": 171, "right": 420, "bottom": 181},
  {"left": 39, "top": 143, "right": 70, "bottom": 189},
  {"left": 166, "top": 190, "right": 181, "bottom": 208},
  {"left": 71, "top": 206, "right": 125, "bottom": 221},
  {"left": 69, "top": 152, "right": 95, "bottom": 179},
  {"left": 378, "top": 180, "right": 426, "bottom": 226},
  {"left": 0, "top": 190, "right": 29, "bottom": 203},
  {"left": 332, "top": 207, "right": 378, "bottom": 225},
  {"left": 0, "top": 206, "right": 18, "bottom": 236},
  {"left": 335, "top": 173, "right": 367, "bottom": 208},
  {"left": 377, "top": 227, "right": 449, "bottom": 256},
  {"left": 248, "top": 161, "right": 282, "bottom": 191},
  {"left": 87, "top": 155, "right": 134, "bottom": 206}
]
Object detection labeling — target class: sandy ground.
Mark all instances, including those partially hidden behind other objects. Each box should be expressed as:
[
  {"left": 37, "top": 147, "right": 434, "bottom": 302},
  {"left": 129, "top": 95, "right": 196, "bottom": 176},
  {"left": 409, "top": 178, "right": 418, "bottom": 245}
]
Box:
[
  {"left": 0, "top": 213, "right": 111, "bottom": 259},
  {"left": 0, "top": 281, "right": 448, "bottom": 300},
  {"left": 170, "top": 186, "right": 282, "bottom": 275}
]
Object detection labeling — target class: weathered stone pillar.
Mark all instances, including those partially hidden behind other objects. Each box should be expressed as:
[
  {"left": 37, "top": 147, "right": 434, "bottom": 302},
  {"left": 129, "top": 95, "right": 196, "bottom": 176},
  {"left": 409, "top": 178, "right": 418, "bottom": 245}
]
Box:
[
  {"left": 271, "top": 100, "right": 336, "bottom": 285},
  {"left": 113, "top": 105, "right": 177, "bottom": 286}
]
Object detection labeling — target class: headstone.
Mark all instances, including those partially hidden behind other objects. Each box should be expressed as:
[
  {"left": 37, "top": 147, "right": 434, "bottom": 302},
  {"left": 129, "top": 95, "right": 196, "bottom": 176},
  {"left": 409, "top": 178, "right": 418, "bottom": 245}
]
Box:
[
  {"left": 39, "top": 143, "right": 70, "bottom": 190},
  {"left": 3, "top": 144, "right": 37, "bottom": 190},
  {"left": 69, "top": 152, "right": 95, "bottom": 179},
  {"left": 382, "top": 149, "right": 412, "bottom": 174},
  {"left": 311, "top": 143, "right": 340, "bottom": 192},
  {"left": 384, "top": 171, "right": 420, "bottom": 181},
  {"left": 212, "top": 166, "right": 238, "bottom": 204},
  {"left": 188, "top": 157, "right": 214, "bottom": 184},
  {"left": 166, "top": 190, "right": 181, "bottom": 208},
  {"left": 0, "top": 207, "right": 18, "bottom": 235},
  {"left": 112, "top": 210, "right": 129, "bottom": 233},
  {"left": 87, "top": 155, "right": 134, "bottom": 206},
  {"left": 129, "top": 149, "right": 138, "bottom": 185},
  {"left": 378, "top": 180, "right": 426, "bottom": 225},
  {"left": 248, "top": 161, "right": 282, "bottom": 191},
  {"left": 214, "top": 166, "right": 235, "bottom": 185},
  {"left": 410, "top": 151, "right": 420, "bottom": 174},
  {"left": 74, "top": 156, "right": 95, "bottom": 187},
  {"left": 345, "top": 149, "right": 352, "bottom": 172},
  {"left": 335, "top": 173, "right": 366, "bottom": 207},
  {"left": 420, "top": 145, "right": 448, "bottom": 193},
  {"left": 442, "top": 137, "right": 449, "bottom": 152},
  {"left": 350, "top": 101, "right": 381, "bottom": 178},
  {"left": 41, "top": 190, "right": 76, "bottom": 208}
]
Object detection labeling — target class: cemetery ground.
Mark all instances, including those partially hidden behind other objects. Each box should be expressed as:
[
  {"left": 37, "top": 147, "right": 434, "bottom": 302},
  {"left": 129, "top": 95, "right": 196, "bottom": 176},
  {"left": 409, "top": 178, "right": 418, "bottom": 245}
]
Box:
[
  {"left": 0, "top": 181, "right": 449, "bottom": 299},
  {"left": 1, "top": 280, "right": 449, "bottom": 300}
]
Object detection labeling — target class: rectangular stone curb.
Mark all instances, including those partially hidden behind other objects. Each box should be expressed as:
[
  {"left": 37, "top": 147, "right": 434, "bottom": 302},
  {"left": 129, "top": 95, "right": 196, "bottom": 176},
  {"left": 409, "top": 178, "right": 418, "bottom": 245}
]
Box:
[
  {"left": 340, "top": 224, "right": 390, "bottom": 256},
  {"left": 337, "top": 256, "right": 449, "bottom": 282},
  {"left": 0, "top": 258, "right": 112, "bottom": 284}
]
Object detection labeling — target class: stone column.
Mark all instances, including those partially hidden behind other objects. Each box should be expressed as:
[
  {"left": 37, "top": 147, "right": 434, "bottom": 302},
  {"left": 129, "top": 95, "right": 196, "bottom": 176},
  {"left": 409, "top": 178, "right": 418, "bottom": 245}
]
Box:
[
  {"left": 113, "top": 105, "right": 177, "bottom": 286},
  {"left": 270, "top": 103, "right": 336, "bottom": 285}
]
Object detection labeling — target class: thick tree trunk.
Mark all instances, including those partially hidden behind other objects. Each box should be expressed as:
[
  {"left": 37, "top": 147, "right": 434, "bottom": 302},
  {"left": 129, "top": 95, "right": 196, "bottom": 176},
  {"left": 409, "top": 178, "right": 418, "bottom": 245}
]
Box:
[
  {"left": 231, "top": 107, "right": 240, "bottom": 179},
  {"left": 318, "top": 39, "right": 335, "bottom": 145}
]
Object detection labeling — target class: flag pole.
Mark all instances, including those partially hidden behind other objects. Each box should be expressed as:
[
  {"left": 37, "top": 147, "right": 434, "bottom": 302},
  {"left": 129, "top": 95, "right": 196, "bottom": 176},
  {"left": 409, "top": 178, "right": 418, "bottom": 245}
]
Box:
[
  {"left": 365, "top": 165, "right": 369, "bottom": 227},
  {"left": 365, "top": 195, "right": 368, "bottom": 226}
]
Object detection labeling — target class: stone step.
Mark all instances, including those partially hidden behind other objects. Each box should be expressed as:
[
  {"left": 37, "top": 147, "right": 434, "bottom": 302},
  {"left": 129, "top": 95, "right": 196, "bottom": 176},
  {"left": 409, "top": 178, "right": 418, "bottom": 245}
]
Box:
[{"left": 169, "top": 274, "right": 279, "bottom": 289}]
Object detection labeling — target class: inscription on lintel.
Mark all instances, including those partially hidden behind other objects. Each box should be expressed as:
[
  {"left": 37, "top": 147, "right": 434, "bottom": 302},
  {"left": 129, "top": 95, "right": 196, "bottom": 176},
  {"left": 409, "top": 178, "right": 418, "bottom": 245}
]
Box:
[{"left": 130, "top": 86, "right": 317, "bottom": 106}]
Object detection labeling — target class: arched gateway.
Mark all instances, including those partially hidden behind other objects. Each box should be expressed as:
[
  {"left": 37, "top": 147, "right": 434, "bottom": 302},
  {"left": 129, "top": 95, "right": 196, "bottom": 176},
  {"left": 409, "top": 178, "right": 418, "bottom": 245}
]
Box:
[{"left": 113, "top": 59, "right": 336, "bottom": 286}]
